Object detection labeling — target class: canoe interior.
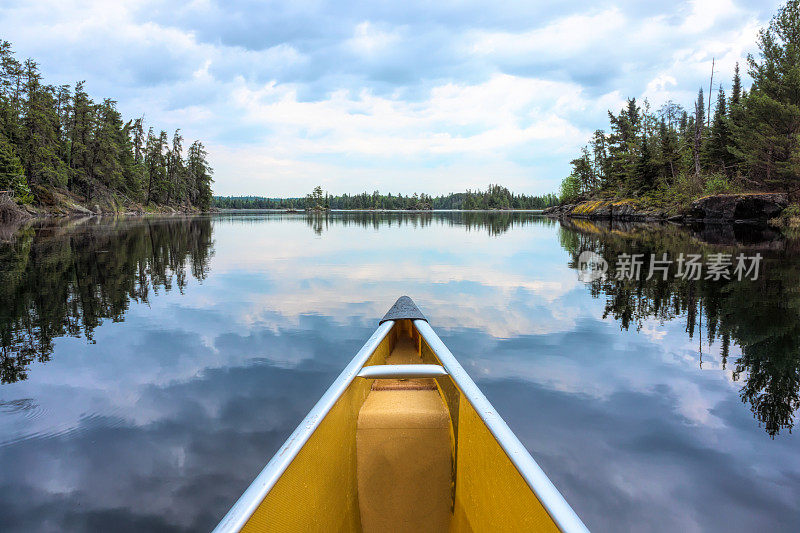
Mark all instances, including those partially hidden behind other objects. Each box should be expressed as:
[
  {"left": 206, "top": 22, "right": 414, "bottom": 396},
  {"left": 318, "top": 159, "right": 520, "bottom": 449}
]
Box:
[{"left": 240, "top": 319, "right": 560, "bottom": 532}]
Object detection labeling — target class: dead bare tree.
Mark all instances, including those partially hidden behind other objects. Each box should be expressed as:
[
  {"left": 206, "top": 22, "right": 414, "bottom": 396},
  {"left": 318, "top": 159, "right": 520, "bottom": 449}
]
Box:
[{"left": 707, "top": 57, "right": 715, "bottom": 129}]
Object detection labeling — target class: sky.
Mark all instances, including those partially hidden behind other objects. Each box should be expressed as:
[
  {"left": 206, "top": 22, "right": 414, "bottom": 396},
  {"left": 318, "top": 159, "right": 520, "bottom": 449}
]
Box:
[{"left": 0, "top": 0, "right": 785, "bottom": 197}]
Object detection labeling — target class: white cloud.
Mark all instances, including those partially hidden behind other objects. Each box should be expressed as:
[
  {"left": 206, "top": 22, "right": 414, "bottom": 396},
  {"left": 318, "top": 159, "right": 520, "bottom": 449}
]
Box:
[
  {"left": 681, "top": 0, "right": 742, "bottom": 33},
  {"left": 0, "top": 0, "right": 781, "bottom": 196},
  {"left": 347, "top": 21, "right": 400, "bottom": 55},
  {"left": 469, "top": 8, "right": 626, "bottom": 59},
  {"left": 231, "top": 74, "right": 589, "bottom": 155}
]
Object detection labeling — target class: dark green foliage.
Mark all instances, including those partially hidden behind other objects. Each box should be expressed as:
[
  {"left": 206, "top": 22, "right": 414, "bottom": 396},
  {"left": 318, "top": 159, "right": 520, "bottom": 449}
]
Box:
[
  {"left": 19, "top": 59, "right": 66, "bottom": 189},
  {"left": 605, "top": 98, "right": 642, "bottom": 192},
  {"left": 0, "top": 132, "right": 28, "bottom": 198},
  {"left": 187, "top": 140, "right": 213, "bottom": 210},
  {"left": 92, "top": 99, "right": 125, "bottom": 191},
  {"left": 0, "top": 40, "right": 212, "bottom": 208},
  {"left": 559, "top": 175, "right": 581, "bottom": 203},
  {"left": 707, "top": 88, "right": 733, "bottom": 174},
  {"left": 730, "top": 63, "right": 742, "bottom": 108},
  {"left": 144, "top": 129, "right": 167, "bottom": 204},
  {"left": 0, "top": 41, "right": 23, "bottom": 148},
  {"left": 590, "top": 129, "right": 608, "bottom": 184},
  {"left": 167, "top": 130, "right": 185, "bottom": 204},
  {"left": 561, "top": 0, "right": 800, "bottom": 201},
  {"left": 730, "top": 0, "right": 800, "bottom": 192},
  {"left": 636, "top": 136, "right": 659, "bottom": 190},
  {"left": 658, "top": 118, "right": 680, "bottom": 184},
  {"left": 570, "top": 147, "right": 595, "bottom": 193},
  {"left": 693, "top": 87, "right": 705, "bottom": 177},
  {"left": 126, "top": 117, "right": 145, "bottom": 199}
]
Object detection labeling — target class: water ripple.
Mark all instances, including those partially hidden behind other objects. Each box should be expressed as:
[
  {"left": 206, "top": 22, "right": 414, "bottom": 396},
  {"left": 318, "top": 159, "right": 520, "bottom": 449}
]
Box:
[
  {"left": 0, "top": 398, "right": 45, "bottom": 420},
  {"left": 0, "top": 405, "right": 127, "bottom": 448}
]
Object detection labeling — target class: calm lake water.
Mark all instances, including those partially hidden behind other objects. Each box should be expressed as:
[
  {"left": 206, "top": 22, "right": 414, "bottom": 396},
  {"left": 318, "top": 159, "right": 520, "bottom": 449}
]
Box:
[{"left": 1, "top": 212, "right": 799, "bottom": 532}]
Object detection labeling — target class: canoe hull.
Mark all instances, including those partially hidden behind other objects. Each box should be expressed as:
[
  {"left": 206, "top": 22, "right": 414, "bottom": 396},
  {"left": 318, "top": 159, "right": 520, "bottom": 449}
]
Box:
[{"left": 216, "top": 314, "right": 588, "bottom": 533}]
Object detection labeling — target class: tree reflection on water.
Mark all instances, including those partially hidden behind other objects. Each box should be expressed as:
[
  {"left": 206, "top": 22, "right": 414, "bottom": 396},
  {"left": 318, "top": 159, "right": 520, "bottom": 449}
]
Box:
[
  {"left": 559, "top": 218, "right": 800, "bottom": 437},
  {"left": 0, "top": 216, "right": 213, "bottom": 385},
  {"left": 297, "top": 210, "right": 551, "bottom": 236}
]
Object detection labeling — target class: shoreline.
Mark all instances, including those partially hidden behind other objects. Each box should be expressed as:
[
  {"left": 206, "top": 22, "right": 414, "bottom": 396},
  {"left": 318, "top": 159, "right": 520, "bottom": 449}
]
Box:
[
  {"left": 542, "top": 193, "right": 798, "bottom": 230},
  {"left": 3, "top": 203, "right": 548, "bottom": 225},
  {"left": 1, "top": 186, "right": 210, "bottom": 225}
]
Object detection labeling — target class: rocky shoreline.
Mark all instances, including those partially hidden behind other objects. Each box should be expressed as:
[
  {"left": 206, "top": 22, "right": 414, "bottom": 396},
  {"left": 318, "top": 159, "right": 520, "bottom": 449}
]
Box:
[
  {"left": 0, "top": 185, "right": 205, "bottom": 224},
  {"left": 543, "top": 192, "right": 790, "bottom": 225}
]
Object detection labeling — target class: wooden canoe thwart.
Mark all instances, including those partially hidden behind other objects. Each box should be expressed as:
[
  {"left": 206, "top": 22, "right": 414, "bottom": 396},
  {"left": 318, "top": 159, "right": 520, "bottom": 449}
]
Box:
[{"left": 214, "top": 297, "right": 589, "bottom": 533}]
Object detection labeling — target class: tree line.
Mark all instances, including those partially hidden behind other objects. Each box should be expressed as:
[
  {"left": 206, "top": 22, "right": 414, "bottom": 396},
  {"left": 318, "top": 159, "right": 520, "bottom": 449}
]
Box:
[
  {"left": 560, "top": 0, "right": 800, "bottom": 204},
  {"left": 214, "top": 184, "right": 558, "bottom": 210},
  {"left": 0, "top": 40, "right": 213, "bottom": 210}
]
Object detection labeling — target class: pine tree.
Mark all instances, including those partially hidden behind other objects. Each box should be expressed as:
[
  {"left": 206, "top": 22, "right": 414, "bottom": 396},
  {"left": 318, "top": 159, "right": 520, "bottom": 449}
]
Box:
[
  {"left": 187, "top": 140, "right": 213, "bottom": 210},
  {"left": 730, "top": 63, "right": 742, "bottom": 108},
  {"left": 155, "top": 130, "right": 169, "bottom": 203},
  {"left": 19, "top": 59, "right": 66, "bottom": 189},
  {"left": 623, "top": 99, "right": 642, "bottom": 190},
  {"left": 637, "top": 135, "right": 659, "bottom": 190},
  {"left": 726, "top": 64, "right": 746, "bottom": 175},
  {"left": 127, "top": 117, "right": 145, "bottom": 201},
  {"left": 144, "top": 128, "right": 165, "bottom": 205},
  {"left": 68, "top": 80, "right": 94, "bottom": 194},
  {"left": 707, "top": 88, "right": 732, "bottom": 174},
  {"left": 570, "top": 147, "right": 595, "bottom": 193},
  {"left": 678, "top": 111, "right": 694, "bottom": 175},
  {"left": 606, "top": 98, "right": 641, "bottom": 192},
  {"left": 733, "top": 0, "right": 800, "bottom": 191},
  {"left": 0, "top": 41, "right": 23, "bottom": 147},
  {"left": 658, "top": 118, "right": 680, "bottom": 184},
  {"left": 54, "top": 84, "right": 70, "bottom": 161},
  {"left": 0, "top": 132, "right": 29, "bottom": 199},
  {"left": 590, "top": 130, "right": 608, "bottom": 187},
  {"left": 693, "top": 88, "right": 705, "bottom": 178},
  {"left": 166, "top": 129, "right": 184, "bottom": 205},
  {"left": 92, "top": 99, "right": 126, "bottom": 192},
  {"left": 117, "top": 119, "right": 137, "bottom": 201}
]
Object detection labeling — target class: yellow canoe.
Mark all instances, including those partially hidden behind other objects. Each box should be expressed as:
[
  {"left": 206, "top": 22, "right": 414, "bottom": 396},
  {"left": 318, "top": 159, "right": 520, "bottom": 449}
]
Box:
[{"left": 214, "top": 297, "right": 588, "bottom": 532}]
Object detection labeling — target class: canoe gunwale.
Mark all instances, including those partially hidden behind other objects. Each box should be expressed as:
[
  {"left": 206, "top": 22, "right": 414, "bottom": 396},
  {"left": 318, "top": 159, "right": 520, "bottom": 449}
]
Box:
[
  {"left": 211, "top": 320, "right": 394, "bottom": 533},
  {"left": 414, "top": 319, "right": 589, "bottom": 533}
]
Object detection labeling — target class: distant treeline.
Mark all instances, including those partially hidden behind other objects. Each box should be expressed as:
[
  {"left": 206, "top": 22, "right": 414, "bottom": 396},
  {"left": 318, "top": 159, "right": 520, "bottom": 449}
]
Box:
[
  {"left": 559, "top": 0, "right": 800, "bottom": 205},
  {"left": 213, "top": 184, "right": 558, "bottom": 210},
  {"left": 0, "top": 40, "right": 213, "bottom": 209}
]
